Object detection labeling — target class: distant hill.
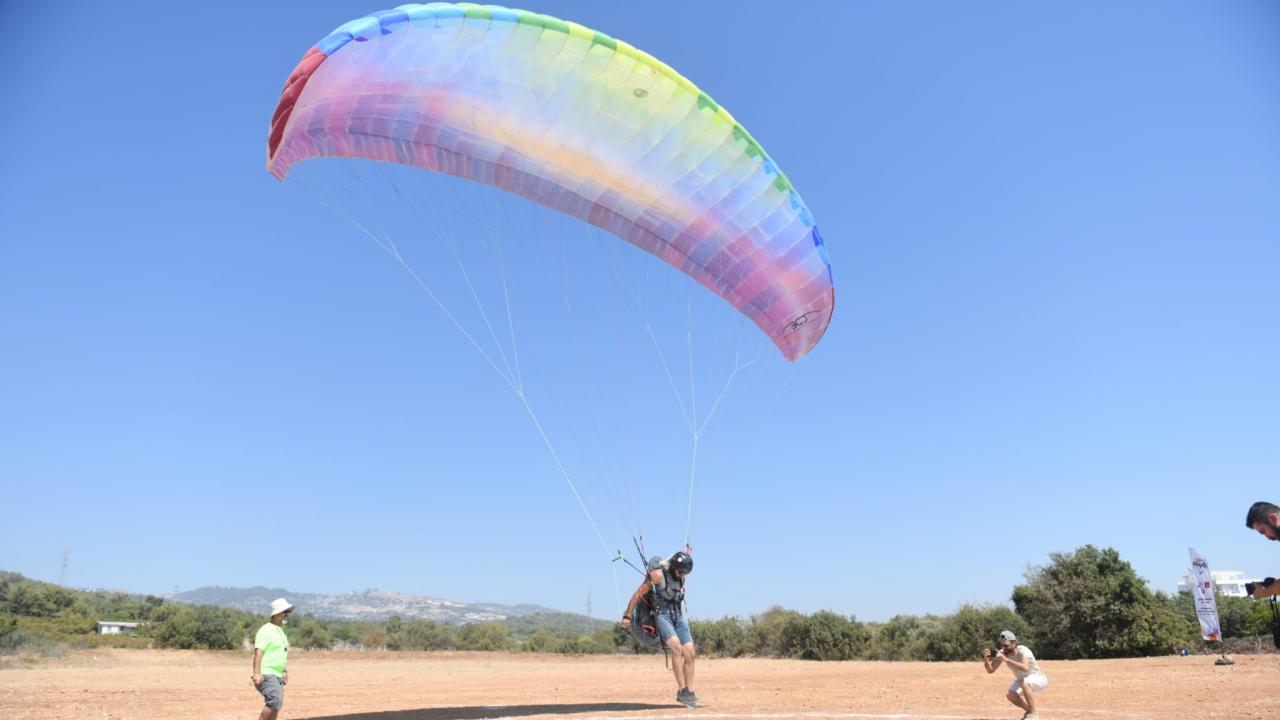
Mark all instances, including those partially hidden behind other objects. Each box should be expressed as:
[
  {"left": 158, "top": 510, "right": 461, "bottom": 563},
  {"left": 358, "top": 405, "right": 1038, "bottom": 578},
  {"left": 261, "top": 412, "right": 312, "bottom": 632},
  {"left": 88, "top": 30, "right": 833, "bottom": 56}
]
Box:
[{"left": 170, "top": 586, "right": 596, "bottom": 628}]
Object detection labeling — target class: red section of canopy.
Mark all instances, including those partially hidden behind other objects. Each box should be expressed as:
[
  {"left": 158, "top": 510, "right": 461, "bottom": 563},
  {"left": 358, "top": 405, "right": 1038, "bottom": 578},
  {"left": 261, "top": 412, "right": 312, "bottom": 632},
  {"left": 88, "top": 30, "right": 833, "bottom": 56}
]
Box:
[{"left": 267, "top": 47, "right": 327, "bottom": 169}]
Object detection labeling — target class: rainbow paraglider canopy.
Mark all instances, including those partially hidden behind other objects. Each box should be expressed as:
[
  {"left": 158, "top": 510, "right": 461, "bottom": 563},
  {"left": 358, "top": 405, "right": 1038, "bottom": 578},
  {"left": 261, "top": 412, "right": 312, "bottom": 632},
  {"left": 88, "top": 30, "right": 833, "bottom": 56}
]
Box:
[{"left": 267, "top": 2, "right": 834, "bottom": 360}]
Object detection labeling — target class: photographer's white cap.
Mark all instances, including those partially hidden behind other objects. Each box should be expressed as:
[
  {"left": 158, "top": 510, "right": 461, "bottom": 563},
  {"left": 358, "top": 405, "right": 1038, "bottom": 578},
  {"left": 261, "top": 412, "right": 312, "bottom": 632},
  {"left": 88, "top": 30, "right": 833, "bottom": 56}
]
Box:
[
  {"left": 269, "top": 598, "right": 294, "bottom": 617},
  {"left": 998, "top": 630, "right": 1017, "bottom": 642}
]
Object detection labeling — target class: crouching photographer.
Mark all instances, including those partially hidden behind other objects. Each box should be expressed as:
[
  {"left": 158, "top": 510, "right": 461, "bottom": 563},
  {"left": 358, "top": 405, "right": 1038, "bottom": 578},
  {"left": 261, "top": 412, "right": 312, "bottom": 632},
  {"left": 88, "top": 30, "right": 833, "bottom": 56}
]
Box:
[{"left": 983, "top": 630, "right": 1048, "bottom": 720}]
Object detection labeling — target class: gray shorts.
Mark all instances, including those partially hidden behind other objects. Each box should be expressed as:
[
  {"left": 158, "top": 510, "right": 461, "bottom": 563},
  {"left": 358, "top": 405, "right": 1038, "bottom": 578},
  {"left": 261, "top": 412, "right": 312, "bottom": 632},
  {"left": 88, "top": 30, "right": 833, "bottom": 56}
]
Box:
[
  {"left": 258, "top": 674, "right": 284, "bottom": 710},
  {"left": 655, "top": 610, "right": 693, "bottom": 646}
]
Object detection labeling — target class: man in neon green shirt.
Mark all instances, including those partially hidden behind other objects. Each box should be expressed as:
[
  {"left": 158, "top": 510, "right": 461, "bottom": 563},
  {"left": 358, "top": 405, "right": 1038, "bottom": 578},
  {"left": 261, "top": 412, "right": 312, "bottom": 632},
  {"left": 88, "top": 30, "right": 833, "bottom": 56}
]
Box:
[{"left": 251, "top": 598, "right": 293, "bottom": 720}]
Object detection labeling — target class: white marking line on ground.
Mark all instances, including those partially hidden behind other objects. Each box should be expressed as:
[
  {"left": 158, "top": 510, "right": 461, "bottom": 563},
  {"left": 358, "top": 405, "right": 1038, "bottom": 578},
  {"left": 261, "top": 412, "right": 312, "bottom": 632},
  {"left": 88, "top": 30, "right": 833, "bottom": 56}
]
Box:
[
  {"left": 534, "top": 713, "right": 1131, "bottom": 720},
  {"left": 518, "top": 714, "right": 982, "bottom": 720}
]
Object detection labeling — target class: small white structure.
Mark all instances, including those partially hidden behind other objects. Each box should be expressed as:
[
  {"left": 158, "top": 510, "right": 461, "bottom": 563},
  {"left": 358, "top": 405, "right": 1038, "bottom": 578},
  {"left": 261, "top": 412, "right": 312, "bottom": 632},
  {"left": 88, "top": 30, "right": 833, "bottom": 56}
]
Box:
[
  {"left": 95, "top": 621, "right": 139, "bottom": 635},
  {"left": 1177, "top": 570, "right": 1259, "bottom": 598}
]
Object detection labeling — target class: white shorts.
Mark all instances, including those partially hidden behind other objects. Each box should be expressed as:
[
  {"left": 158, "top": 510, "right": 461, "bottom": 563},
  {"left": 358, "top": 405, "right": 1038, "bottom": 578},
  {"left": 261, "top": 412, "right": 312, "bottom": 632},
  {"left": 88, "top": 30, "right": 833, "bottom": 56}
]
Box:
[{"left": 1009, "top": 672, "right": 1048, "bottom": 694}]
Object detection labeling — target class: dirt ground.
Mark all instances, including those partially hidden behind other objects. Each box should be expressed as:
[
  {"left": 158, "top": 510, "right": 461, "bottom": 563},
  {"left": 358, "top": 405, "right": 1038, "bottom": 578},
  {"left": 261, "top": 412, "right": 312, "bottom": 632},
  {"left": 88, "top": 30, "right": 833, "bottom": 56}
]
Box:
[{"left": 0, "top": 649, "right": 1274, "bottom": 720}]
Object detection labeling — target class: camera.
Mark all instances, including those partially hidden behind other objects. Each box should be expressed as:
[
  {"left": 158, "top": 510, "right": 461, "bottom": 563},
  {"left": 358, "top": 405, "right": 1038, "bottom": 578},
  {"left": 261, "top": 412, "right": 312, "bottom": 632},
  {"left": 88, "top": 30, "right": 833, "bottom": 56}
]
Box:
[
  {"left": 987, "top": 647, "right": 1004, "bottom": 659},
  {"left": 1244, "top": 577, "right": 1276, "bottom": 596}
]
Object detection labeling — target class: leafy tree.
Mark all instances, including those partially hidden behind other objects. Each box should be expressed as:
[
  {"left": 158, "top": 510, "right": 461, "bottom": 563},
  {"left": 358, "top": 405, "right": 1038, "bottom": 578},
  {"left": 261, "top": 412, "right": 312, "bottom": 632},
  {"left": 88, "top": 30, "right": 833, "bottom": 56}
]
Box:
[
  {"left": 555, "top": 631, "right": 596, "bottom": 655},
  {"left": 690, "top": 617, "right": 749, "bottom": 657},
  {"left": 384, "top": 615, "right": 405, "bottom": 650},
  {"left": 400, "top": 619, "right": 456, "bottom": 650},
  {"left": 535, "top": 627, "right": 614, "bottom": 655},
  {"left": 192, "top": 606, "right": 241, "bottom": 650},
  {"left": 747, "top": 606, "right": 805, "bottom": 656},
  {"left": 7, "top": 583, "right": 60, "bottom": 617},
  {"left": 1118, "top": 595, "right": 1196, "bottom": 655},
  {"left": 780, "top": 610, "right": 867, "bottom": 660},
  {"left": 327, "top": 620, "right": 360, "bottom": 645},
  {"left": 921, "top": 604, "right": 1027, "bottom": 661},
  {"left": 865, "top": 614, "right": 944, "bottom": 661},
  {"left": 1013, "top": 545, "right": 1195, "bottom": 658},
  {"left": 0, "top": 572, "right": 22, "bottom": 604},
  {"left": 357, "top": 626, "right": 389, "bottom": 648},
  {"left": 282, "top": 614, "right": 331, "bottom": 650},
  {"left": 83, "top": 591, "right": 141, "bottom": 621},
  {"left": 1242, "top": 597, "right": 1279, "bottom": 638},
  {"left": 150, "top": 605, "right": 199, "bottom": 649},
  {"left": 457, "top": 621, "right": 512, "bottom": 651},
  {"left": 524, "top": 627, "right": 558, "bottom": 653},
  {"left": 384, "top": 615, "right": 403, "bottom": 635},
  {"left": 586, "top": 627, "right": 616, "bottom": 654}
]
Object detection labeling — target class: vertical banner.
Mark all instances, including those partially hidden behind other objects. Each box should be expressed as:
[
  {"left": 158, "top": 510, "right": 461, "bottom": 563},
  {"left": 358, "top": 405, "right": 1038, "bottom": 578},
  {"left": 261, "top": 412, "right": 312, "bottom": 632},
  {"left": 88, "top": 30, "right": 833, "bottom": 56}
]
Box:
[{"left": 1189, "top": 547, "right": 1222, "bottom": 641}]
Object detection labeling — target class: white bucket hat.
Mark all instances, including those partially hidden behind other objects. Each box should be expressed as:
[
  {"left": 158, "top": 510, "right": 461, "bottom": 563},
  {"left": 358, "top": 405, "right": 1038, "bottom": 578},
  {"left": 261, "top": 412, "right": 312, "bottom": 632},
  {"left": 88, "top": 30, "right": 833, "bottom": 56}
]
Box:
[{"left": 269, "top": 598, "right": 295, "bottom": 617}]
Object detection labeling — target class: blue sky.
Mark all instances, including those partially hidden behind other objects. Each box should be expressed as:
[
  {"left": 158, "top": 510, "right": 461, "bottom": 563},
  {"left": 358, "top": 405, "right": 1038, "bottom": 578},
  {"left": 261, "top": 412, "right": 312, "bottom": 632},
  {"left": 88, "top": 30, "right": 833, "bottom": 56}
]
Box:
[{"left": 2, "top": 1, "right": 1278, "bottom": 623}]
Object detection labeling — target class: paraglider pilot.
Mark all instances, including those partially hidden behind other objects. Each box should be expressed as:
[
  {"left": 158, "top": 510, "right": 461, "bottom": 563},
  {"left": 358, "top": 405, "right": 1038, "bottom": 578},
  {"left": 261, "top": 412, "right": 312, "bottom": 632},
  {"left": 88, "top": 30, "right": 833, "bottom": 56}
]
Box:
[{"left": 623, "top": 549, "right": 698, "bottom": 708}]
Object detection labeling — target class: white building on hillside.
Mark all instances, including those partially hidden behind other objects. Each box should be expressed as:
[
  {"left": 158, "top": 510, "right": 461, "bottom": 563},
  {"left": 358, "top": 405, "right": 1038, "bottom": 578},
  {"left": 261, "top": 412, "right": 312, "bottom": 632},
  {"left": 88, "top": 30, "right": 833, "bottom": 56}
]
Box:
[
  {"left": 95, "top": 621, "right": 139, "bottom": 635},
  {"left": 1177, "top": 570, "right": 1260, "bottom": 598}
]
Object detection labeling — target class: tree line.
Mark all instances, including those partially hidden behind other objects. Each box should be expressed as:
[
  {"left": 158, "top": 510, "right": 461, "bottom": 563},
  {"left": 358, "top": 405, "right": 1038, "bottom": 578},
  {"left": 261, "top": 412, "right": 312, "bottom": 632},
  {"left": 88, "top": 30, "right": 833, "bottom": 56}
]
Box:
[{"left": 3, "top": 545, "right": 1275, "bottom": 660}]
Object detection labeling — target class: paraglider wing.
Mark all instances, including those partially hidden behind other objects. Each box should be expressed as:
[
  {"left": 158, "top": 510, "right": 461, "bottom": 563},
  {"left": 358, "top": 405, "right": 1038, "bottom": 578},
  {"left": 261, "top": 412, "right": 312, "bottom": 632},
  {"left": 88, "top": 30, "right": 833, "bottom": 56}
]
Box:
[{"left": 268, "top": 3, "right": 834, "bottom": 360}]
